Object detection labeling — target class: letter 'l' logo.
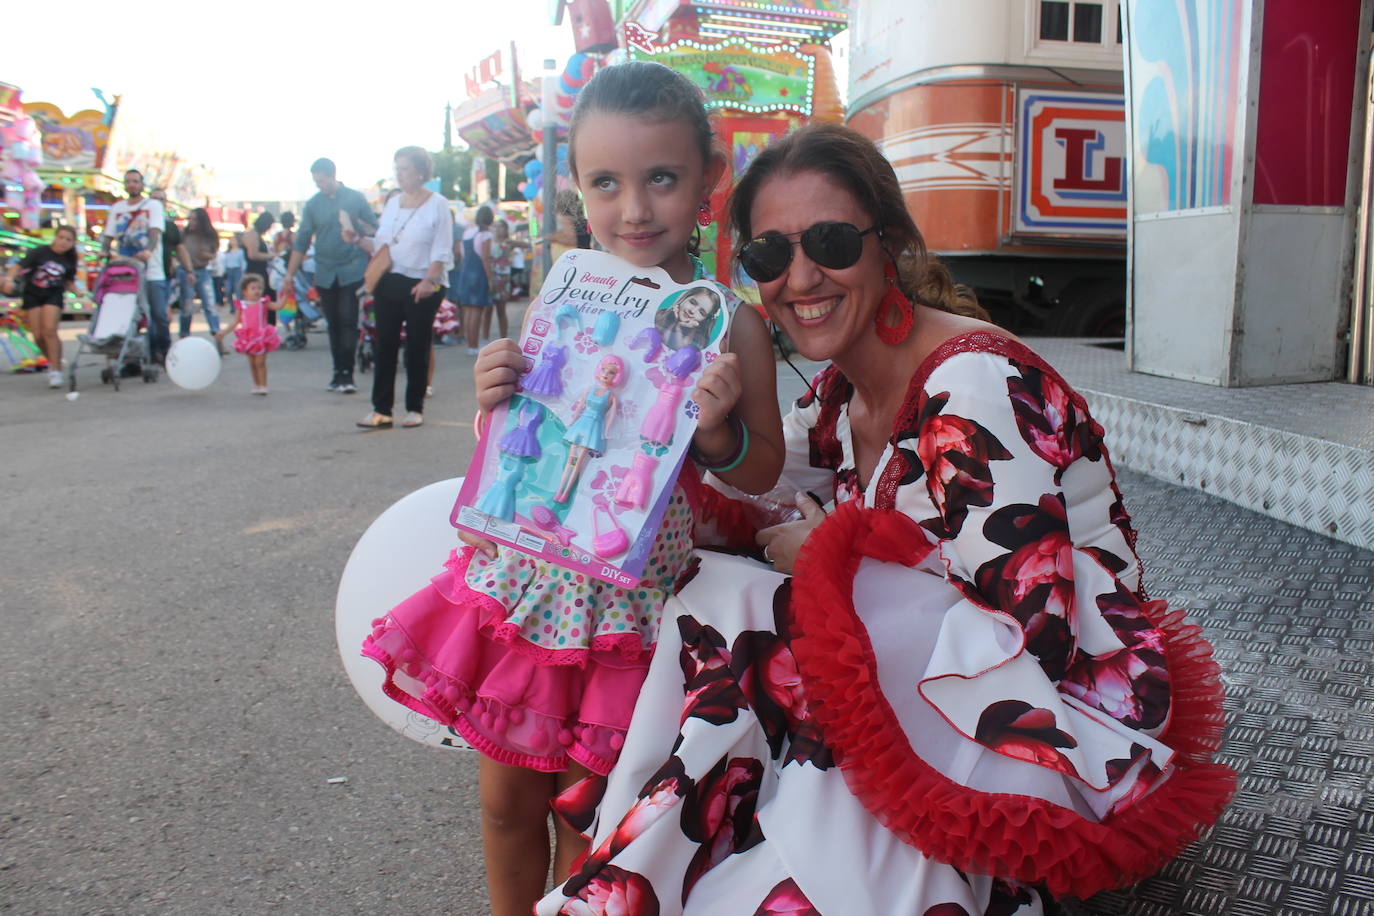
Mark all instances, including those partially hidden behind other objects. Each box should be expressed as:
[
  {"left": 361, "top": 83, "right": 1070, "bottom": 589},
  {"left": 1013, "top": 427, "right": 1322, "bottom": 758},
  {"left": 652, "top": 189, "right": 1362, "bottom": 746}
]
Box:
[{"left": 1052, "top": 127, "right": 1123, "bottom": 193}]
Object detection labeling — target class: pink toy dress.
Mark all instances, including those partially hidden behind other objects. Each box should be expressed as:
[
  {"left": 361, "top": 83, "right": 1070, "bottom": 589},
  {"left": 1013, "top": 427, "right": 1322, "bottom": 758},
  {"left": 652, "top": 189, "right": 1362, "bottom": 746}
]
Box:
[
  {"left": 232, "top": 298, "right": 280, "bottom": 355},
  {"left": 640, "top": 375, "right": 690, "bottom": 446}
]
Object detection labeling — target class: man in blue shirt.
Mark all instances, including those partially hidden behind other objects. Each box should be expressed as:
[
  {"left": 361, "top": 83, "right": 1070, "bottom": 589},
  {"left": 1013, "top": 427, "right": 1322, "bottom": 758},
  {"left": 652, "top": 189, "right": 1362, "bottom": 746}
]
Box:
[{"left": 281, "top": 158, "right": 377, "bottom": 393}]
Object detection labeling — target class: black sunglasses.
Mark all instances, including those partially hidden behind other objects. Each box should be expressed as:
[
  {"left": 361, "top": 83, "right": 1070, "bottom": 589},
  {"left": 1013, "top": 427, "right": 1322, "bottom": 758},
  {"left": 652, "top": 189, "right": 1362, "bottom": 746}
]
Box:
[{"left": 738, "top": 222, "right": 879, "bottom": 283}]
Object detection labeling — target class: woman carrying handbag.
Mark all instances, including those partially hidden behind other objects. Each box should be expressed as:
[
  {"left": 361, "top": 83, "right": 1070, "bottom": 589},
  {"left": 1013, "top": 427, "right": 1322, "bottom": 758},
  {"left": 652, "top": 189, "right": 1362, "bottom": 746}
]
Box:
[{"left": 350, "top": 147, "right": 453, "bottom": 430}]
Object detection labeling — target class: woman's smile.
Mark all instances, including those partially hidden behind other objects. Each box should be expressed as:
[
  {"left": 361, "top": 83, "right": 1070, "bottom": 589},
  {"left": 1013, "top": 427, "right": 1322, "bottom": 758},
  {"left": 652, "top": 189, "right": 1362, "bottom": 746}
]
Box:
[{"left": 790, "top": 296, "right": 840, "bottom": 325}]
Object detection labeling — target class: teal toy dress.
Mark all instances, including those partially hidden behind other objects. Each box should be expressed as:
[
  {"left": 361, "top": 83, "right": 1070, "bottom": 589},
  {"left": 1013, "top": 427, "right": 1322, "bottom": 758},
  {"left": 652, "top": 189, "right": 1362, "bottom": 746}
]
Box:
[{"left": 563, "top": 389, "right": 614, "bottom": 456}]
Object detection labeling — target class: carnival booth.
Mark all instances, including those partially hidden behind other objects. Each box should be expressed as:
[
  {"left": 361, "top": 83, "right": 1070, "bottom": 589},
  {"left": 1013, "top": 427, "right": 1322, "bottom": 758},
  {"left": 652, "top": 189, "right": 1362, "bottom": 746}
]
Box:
[
  {"left": 450, "top": 46, "right": 603, "bottom": 276},
  {"left": 1, "top": 83, "right": 45, "bottom": 233},
  {"left": 577, "top": 0, "right": 847, "bottom": 284},
  {"left": 1, "top": 83, "right": 102, "bottom": 323}
]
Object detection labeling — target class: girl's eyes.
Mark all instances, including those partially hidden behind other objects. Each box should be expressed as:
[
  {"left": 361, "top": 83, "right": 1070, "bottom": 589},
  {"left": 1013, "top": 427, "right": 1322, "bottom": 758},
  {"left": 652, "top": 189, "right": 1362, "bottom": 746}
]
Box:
[{"left": 589, "top": 172, "right": 677, "bottom": 190}]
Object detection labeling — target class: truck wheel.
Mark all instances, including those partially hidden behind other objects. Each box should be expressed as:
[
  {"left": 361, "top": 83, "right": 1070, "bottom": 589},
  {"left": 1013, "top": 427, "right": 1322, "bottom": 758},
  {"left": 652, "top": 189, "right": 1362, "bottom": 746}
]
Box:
[{"left": 1052, "top": 281, "right": 1126, "bottom": 337}]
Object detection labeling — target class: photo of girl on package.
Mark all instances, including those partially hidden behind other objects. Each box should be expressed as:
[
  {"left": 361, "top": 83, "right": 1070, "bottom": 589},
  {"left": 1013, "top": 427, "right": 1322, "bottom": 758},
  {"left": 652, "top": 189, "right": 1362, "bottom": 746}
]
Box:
[{"left": 653, "top": 285, "right": 724, "bottom": 351}]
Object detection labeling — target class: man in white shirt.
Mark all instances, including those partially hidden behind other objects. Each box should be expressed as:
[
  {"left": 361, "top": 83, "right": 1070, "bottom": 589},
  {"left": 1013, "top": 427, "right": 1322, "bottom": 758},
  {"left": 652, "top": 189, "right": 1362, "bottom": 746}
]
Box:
[{"left": 102, "top": 169, "right": 170, "bottom": 362}]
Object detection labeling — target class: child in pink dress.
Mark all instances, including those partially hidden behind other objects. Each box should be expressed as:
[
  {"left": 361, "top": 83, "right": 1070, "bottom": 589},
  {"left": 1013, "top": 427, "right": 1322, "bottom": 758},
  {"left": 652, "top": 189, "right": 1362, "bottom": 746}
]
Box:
[
  {"left": 216, "top": 273, "right": 279, "bottom": 394},
  {"left": 362, "top": 61, "right": 787, "bottom": 916}
]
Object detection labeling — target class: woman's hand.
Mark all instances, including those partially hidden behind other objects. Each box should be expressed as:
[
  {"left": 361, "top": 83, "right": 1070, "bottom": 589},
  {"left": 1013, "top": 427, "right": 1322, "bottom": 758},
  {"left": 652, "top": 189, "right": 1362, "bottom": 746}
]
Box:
[
  {"left": 341, "top": 227, "right": 358, "bottom": 244},
  {"left": 755, "top": 494, "right": 827, "bottom": 574},
  {"left": 411, "top": 278, "right": 438, "bottom": 302},
  {"left": 473, "top": 338, "right": 523, "bottom": 414}
]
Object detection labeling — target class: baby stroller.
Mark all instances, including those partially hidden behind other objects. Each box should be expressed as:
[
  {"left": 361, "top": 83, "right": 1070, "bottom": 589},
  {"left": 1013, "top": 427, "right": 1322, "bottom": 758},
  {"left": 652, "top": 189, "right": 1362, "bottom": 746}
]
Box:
[
  {"left": 68, "top": 259, "right": 159, "bottom": 392},
  {"left": 356, "top": 293, "right": 457, "bottom": 374},
  {"left": 281, "top": 290, "right": 323, "bottom": 351}
]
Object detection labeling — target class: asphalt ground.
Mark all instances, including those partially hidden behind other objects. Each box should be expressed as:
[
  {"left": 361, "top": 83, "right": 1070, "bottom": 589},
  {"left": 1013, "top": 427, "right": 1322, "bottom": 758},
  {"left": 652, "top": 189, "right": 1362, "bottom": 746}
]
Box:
[{"left": 2, "top": 308, "right": 1370, "bottom": 915}]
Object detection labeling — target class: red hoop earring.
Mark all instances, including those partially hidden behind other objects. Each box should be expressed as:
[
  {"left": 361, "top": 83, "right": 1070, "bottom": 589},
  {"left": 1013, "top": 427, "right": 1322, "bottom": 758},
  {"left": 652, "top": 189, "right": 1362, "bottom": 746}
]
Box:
[
  {"left": 874, "top": 261, "right": 913, "bottom": 345},
  {"left": 697, "top": 201, "right": 714, "bottom": 228}
]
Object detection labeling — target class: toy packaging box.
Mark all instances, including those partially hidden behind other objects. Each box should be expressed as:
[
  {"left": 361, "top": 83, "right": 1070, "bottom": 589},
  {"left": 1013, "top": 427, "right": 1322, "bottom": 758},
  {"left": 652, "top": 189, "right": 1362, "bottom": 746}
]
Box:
[{"left": 452, "top": 249, "right": 734, "bottom": 586}]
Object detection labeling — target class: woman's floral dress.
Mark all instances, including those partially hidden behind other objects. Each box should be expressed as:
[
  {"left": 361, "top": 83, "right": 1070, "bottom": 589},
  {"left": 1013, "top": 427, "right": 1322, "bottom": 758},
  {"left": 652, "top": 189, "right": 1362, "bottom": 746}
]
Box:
[{"left": 536, "top": 332, "right": 1234, "bottom": 916}]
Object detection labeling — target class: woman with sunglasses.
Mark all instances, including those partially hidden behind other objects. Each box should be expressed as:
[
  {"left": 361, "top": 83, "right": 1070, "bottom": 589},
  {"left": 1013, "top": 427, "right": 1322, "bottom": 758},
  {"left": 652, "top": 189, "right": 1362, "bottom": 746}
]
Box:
[{"left": 537, "top": 124, "right": 1233, "bottom": 915}]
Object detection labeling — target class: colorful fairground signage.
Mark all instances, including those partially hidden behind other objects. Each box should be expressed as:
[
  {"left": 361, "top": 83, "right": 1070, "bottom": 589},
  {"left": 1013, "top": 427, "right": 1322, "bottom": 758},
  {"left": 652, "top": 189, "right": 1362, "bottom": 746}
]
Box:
[
  {"left": 627, "top": 36, "right": 815, "bottom": 116},
  {"left": 0, "top": 82, "right": 21, "bottom": 121}
]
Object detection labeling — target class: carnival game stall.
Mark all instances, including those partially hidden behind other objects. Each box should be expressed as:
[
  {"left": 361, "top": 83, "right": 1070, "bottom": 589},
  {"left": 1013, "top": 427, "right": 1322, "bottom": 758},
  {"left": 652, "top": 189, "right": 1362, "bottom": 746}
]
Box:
[
  {"left": 0, "top": 82, "right": 90, "bottom": 330},
  {"left": 557, "top": 0, "right": 847, "bottom": 286}
]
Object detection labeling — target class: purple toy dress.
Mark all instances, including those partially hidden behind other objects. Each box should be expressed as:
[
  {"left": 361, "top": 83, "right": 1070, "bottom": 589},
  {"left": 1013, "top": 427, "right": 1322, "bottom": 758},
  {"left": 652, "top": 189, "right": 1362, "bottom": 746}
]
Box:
[
  {"left": 522, "top": 343, "right": 568, "bottom": 397},
  {"left": 498, "top": 400, "right": 543, "bottom": 459}
]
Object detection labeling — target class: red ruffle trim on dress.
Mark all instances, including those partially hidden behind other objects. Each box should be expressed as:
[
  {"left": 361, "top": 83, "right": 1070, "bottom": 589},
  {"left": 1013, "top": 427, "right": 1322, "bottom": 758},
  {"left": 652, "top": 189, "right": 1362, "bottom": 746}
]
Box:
[
  {"left": 788, "top": 500, "right": 1236, "bottom": 899},
  {"left": 678, "top": 464, "right": 763, "bottom": 552}
]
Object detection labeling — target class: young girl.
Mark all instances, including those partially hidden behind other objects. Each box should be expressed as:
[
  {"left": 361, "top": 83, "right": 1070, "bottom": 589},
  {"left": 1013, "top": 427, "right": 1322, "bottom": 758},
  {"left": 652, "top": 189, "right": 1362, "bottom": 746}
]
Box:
[
  {"left": 482, "top": 219, "right": 512, "bottom": 342},
  {"left": 4, "top": 225, "right": 78, "bottom": 388},
  {"left": 361, "top": 61, "right": 785, "bottom": 916},
  {"left": 216, "top": 273, "right": 279, "bottom": 394}
]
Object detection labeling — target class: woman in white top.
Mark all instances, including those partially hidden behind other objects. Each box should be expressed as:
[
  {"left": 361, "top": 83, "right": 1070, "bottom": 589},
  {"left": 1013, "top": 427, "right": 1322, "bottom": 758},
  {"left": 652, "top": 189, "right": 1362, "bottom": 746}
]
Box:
[{"left": 352, "top": 146, "right": 454, "bottom": 429}]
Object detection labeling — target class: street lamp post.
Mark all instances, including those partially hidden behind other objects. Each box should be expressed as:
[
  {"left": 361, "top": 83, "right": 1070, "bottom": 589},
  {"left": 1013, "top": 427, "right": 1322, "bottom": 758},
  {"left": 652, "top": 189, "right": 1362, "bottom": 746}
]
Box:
[{"left": 541, "top": 58, "right": 558, "bottom": 279}]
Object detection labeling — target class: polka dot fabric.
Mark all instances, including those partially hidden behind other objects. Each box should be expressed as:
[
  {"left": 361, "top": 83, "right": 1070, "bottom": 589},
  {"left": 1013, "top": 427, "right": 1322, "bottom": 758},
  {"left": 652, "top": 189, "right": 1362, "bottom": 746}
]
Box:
[{"left": 466, "top": 487, "right": 693, "bottom": 656}]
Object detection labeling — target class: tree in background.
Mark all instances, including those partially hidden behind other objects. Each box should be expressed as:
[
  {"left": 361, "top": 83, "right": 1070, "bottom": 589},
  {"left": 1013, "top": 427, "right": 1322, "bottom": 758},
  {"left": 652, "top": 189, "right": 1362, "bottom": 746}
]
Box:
[
  {"left": 428, "top": 147, "right": 526, "bottom": 205},
  {"left": 434, "top": 147, "right": 472, "bottom": 201}
]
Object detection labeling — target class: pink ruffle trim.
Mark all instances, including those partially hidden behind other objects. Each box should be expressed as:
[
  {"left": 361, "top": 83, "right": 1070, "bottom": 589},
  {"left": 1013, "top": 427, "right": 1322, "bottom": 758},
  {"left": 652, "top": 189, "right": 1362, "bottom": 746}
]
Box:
[
  {"left": 233, "top": 329, "right": 280, "bottom": 355},
  {"left": 788, "top": 501, "right": 1236, "bottom": 899},
  {"left": 360, "top": 548, "right": 651, "bottom": 775}
]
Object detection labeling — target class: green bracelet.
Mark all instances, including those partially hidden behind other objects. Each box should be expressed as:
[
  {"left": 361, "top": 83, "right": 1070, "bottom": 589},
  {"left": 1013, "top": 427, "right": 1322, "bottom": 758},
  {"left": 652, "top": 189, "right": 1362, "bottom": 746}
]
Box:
[{"left": 693, "top": 414, "right": 749, "bottom": 473}]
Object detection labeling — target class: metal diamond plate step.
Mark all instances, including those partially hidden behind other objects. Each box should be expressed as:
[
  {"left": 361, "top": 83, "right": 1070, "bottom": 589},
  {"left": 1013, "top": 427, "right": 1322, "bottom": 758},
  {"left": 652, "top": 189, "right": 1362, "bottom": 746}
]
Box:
[
  {"left": 1023, "top": 340, "right": 1373, "bottom": 552},
  {"left": 1062, "top": 469, "right": 1374, "bottom": 916}
]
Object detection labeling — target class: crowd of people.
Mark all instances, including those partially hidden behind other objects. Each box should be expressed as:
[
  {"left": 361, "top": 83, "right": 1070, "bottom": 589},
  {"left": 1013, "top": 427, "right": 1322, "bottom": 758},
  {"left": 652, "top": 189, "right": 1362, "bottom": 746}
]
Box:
[{"left": 3, "top": 154, "right": 540, "bottom": 424}]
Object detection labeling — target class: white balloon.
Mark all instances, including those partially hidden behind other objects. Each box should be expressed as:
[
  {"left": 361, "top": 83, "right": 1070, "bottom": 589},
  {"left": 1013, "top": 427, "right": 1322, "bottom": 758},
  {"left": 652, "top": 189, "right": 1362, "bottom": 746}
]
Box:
[
  {"left": 335, "top": 477, "right": 474, "bottom": 751},
  {"left": 164, "top": 336, "right": 221, "bottom": 390}
]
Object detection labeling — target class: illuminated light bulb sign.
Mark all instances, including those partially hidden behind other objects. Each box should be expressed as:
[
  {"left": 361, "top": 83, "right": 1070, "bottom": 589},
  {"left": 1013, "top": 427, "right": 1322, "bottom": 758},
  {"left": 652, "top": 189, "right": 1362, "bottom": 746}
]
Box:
[{"left": 626, "top": 35, "right": 817, "bottom": 116}]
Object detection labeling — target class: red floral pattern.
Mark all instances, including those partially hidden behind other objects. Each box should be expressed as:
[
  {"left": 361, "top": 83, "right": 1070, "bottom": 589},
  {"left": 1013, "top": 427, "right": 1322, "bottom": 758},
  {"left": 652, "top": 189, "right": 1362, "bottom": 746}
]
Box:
[
  {"left": 1007, "top": 362, "right": 1104, "bottom": 483},
  {"left": 751, "top": 879, "right": 821, "bottom": 915},
  {"left": 916, "top": 390, "right": 1013, "bottom": 539},
  {"left": 974, "top": 700, "right": 1080, "bottom": 778},
  {"left": 678, "top": 617, "right": 747, "bottom": 726},
  {"left": 728, "top": 583, "right": 833, "bottom": 769},
  {"left": 681, "top": 756, "right": 765, "bottom": 900},
  {"left": 538, "top": 332, "right": 1233, "bottom": 915},
  {"left": 969, "top": 494, "right": 1076, "bottom": 681},
  {"left": 1062, "top": 586, "right": 1171, "bottom": 733},
  {"left": 558, "top": 864, "right": 660, "bottom": 916},
  {"left": 553, "top": 774, "right": 609, "bottom": 837}
]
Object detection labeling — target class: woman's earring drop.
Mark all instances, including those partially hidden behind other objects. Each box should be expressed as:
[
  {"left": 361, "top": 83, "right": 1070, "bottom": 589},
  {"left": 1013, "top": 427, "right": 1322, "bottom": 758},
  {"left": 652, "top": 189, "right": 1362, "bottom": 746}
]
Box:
[
  {"left": 874, "top": 261, "right": 914, "bottom": 345},
  {"left": 697, "top": 201, "right": 714, "bottom": 228}
]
